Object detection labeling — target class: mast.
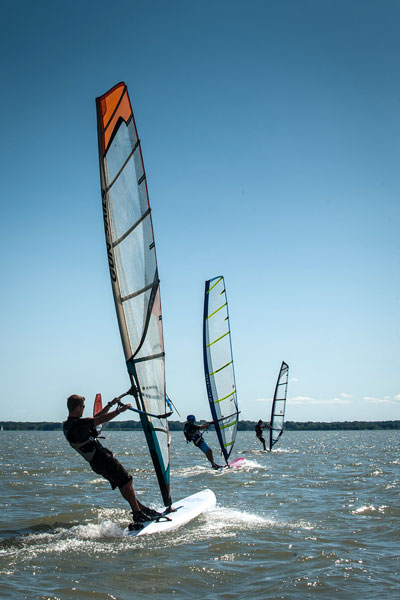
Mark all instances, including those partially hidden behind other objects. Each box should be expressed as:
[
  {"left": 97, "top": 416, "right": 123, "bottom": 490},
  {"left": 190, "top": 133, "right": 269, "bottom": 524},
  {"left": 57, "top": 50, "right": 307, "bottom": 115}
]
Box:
[
  {"left": 269, "top": 361, "right": 289, "bottom": 451},
  {"left": 96, "top": 83, "right": 171, "bottom": 507},
  {"left": 203, "top": 276, "right": 239, "bottom": 464}
]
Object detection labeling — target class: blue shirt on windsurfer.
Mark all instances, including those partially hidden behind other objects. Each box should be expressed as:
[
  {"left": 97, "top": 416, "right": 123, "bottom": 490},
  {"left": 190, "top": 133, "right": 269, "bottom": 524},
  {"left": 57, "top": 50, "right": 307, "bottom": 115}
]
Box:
[
  {"left": 183, "top": 415, "right": 221, "bottom": 470},
  {"left": 63, "top": 394, "right": 161, "bottom": 529},
  {"left": 255, "top": 419, "right": 269, "bottom": 451}
]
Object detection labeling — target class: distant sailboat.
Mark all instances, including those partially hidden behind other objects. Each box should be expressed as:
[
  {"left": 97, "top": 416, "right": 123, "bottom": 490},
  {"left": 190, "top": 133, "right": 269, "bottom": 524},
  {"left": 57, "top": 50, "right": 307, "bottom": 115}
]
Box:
[
  {"left": 203, "top": 276, "right": 244, "bottom": 468},
  {"left": 268, "top": 361, "right": 289, "bottom": 451}
]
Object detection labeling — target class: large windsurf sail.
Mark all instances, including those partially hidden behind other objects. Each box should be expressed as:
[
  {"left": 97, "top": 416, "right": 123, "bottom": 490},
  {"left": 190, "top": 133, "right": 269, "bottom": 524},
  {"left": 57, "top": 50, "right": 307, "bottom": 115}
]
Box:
[
  {"left": 96, "top": 82, "right": 171, "bottom": 507},
  {"left": 269, "top": 361, "right": 289, "bottom": 451},
  {"left": 203, "top": 276, "right": 239, "bottom": 464}
]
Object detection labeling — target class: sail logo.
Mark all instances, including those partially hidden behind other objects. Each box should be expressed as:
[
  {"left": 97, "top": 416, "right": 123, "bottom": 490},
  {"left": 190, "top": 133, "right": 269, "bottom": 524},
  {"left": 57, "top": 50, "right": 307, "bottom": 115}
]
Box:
[{"left": 102, "top": 197, "right": 117, "bottom": 282}]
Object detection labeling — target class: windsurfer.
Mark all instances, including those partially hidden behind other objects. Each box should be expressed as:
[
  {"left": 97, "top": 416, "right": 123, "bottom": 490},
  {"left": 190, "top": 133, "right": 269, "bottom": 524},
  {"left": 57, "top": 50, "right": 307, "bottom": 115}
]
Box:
[
  {"left": 184, "top": 415, "right": 221, "bottom": 469},
  {"left": 63, "top": 394, "right": 160, "bottom": 527},
  {"left": 255, "top": 419, "right": 269, "bottom": 451}
]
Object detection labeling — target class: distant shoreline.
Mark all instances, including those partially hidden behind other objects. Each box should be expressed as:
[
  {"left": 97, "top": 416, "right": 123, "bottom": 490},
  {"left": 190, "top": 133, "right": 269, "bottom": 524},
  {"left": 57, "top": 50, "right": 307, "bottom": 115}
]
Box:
[{"left": 0, "top": 420, "right": 399, "bottom": 431}]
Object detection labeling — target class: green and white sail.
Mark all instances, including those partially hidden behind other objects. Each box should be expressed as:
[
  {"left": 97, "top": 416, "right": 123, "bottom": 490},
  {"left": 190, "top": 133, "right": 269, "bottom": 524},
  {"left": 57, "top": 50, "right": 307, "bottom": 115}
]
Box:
[
  {"left": 269, "top": 361, "right": 289, "bottom": 451},
  {"left": 96, "top": 82, "right": 171, "bottom": 507},
  {"left": 203, "top": 276, "right": 239, "bottom": 464}
]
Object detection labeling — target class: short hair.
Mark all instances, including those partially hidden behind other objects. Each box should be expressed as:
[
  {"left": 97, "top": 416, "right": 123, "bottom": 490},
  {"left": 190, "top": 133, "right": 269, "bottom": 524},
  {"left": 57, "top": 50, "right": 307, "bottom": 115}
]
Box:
[{"left": 67, "top": 395, "right": 85, "bottom": 412}]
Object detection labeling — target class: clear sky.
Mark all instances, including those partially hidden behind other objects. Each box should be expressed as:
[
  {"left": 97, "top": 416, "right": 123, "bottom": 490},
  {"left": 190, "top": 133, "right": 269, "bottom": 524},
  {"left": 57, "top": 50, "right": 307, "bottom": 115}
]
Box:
[{"left": 1, "top": 0, "right": 399, "bottom": 423}]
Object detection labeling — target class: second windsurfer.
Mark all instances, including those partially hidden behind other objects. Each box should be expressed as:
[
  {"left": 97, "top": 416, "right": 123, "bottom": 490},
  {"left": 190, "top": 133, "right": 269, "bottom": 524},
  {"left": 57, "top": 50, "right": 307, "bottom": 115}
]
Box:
[{"left": 184, "top": 415, "right": 221, "bottom": 469}]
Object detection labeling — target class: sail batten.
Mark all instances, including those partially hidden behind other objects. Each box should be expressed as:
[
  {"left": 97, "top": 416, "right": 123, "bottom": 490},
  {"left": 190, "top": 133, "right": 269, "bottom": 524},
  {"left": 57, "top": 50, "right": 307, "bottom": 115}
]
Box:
[
  {"left": 96, "top": 82, "right": 171, "bottom": 507},
  {"left": 203, "top": 276, "right": 239, "bottom": 464},
  {"left": 268, "top": 361, "right": 289, "bottom": 451}
]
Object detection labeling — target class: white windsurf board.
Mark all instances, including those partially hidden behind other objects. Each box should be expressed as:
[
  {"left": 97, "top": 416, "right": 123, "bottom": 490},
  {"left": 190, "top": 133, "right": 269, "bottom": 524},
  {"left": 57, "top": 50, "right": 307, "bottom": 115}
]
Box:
[{"left": 123, "top": 488, "right": 216, "bottom": 537}]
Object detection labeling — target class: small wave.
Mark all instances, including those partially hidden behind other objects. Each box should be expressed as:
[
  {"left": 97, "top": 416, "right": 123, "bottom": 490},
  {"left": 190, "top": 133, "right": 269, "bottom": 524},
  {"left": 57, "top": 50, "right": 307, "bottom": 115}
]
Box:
[
  {"left": 202, "top": 506, "right": 272, "bottom": 533},
  {"left": 188, "top": 505, "right": 315, "bottom": 539},
  {"left": 369, "top": 469, "right": 383, "bottom": 477},
  {"left": 176, "top": 465, "right": 210, "bottom": 478},
  {"left": 352, "top": 504, "right": 377, "bottom": 515},
  {"left": 73, "top": 519, "right": 123, "bottom": 539},
  {"left": 226, "top": 459, "right": 264, "bottom": 470}
]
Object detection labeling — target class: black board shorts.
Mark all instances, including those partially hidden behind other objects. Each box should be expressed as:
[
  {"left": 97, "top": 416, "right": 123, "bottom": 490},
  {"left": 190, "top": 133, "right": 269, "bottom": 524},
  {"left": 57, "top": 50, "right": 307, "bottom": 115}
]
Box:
[{"left": 90, "top": 448, "right": 132, "bottom": 490}]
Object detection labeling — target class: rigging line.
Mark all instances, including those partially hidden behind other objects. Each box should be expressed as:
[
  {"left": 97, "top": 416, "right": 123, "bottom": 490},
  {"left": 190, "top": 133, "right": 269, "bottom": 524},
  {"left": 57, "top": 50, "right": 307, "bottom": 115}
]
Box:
[
  {"left": 118, "top": 402, "right": 172, "bottom": 420},
  {"left": 209, "top": 360, "right": 233, "bottom": 376},
  {"left": 206, "top": 302, "right": 227, "bottom": 320},
  {"left": 206, "top": 330, "right": 230, "bottom": 348},
  {"left": 206, "top": 276, "right": 223, "bottom": 293},
  {"left": 166, "top": 394, "right": 181, "bottom": 417},
  {"left": 112, "top": 208, "right": 151, "bottom": 248},
  {"left": 103, "top": 85, "right": 128, "bottom": 133},
  {"left": 104, "top": 139, "right": 141, "bottom": 193}
]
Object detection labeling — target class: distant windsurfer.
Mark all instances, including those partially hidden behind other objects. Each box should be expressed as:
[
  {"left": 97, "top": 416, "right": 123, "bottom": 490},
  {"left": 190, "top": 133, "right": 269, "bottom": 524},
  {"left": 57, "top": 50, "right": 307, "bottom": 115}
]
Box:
[
  {"left": 255, "top": 419, "right": 270, "bottom": 451},
  {"left": 63, "top": 394, "right": 161, "bottom": 528},
  {"left": 184, "top": 415, "right": 221, "bottom": 469}
]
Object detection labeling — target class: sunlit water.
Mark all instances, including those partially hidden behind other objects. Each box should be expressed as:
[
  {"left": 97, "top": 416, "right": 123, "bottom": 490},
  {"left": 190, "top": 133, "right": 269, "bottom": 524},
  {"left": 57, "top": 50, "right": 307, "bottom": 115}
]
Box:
[{"left": 0, "top": 430, "right": 398, "bottom": 599}]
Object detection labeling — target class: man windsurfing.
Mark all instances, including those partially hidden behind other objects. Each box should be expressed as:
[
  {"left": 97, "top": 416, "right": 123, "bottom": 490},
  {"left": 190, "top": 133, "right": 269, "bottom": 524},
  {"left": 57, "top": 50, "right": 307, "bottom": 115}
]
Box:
[
  {"left": 183, "top": 415, "right": 221, "bottom": 469},
  {"left": 255, "top": 419, "right": 270, "bottom": 451},
  {"left": 63, "top": 394, "right": 161, "bottom": 529}
]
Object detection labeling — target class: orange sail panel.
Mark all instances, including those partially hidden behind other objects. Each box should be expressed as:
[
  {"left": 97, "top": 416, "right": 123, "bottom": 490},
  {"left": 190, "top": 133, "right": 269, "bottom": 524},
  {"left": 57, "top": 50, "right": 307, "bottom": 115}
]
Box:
[{"left": 97, "top": 82, "right": 133, "bottom": 155}]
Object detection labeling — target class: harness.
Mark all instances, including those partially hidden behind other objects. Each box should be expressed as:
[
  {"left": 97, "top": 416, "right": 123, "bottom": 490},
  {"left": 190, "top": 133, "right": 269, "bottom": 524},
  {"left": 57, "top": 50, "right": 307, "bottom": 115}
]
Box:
[
  {"left": 184, "top": 423, "right": 203, "bottom": 446},
  {"left": 63, "top": 417, "right": 101, "bottom": 462}
]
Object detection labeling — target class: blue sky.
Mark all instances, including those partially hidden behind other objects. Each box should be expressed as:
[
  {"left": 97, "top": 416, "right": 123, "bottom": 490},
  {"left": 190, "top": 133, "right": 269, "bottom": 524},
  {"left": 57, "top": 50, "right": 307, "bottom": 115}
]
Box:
[{"left": 0, "top": 0, "right": 399, "bottom": 422}]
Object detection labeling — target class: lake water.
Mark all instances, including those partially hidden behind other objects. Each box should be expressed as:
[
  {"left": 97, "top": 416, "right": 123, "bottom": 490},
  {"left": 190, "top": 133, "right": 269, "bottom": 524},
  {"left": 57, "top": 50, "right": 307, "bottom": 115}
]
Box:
[{"left": 0, "top": 430, "right": 398, "bottom": 599}]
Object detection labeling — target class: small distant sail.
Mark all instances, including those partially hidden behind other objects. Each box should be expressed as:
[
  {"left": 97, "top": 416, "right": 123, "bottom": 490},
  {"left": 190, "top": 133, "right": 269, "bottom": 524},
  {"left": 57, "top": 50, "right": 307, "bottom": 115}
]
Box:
[
  {"left": 269, "top": 361, "right": 289, "bottom": 451},
  {"left": 203, "top": 276, "right": 239, "bottom": 464},
  {"left": 93, "top": 393, "right": 102, "bottom": 416},
  {"left": 96, "top": 83, "right": 170, "bottom": 507},
  {"left": 93, "top": 393, "right": 103, "bottom": 434}
]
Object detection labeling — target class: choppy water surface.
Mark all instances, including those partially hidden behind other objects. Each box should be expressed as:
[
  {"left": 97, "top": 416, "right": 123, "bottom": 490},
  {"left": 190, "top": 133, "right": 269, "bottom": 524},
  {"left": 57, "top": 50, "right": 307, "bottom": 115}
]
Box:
[{"left": 0, "top": 430, "right": 398, "bottom": 599}]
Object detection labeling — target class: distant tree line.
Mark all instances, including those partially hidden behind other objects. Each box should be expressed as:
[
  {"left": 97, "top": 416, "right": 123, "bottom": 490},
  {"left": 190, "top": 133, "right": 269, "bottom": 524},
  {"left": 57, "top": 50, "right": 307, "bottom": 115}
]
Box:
[{"left": 1, "top": 420, "right": 399, "bottom": 431}]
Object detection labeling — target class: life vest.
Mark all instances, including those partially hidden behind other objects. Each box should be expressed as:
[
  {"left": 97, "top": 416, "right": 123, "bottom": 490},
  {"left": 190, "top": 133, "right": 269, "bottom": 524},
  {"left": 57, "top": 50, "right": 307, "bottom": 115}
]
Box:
[
  {"left": 63, "top": 417, "right": 101, "bottom": 462},
  {"left": 184, "top": 422, "right": 203, "bottom": 446}
]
